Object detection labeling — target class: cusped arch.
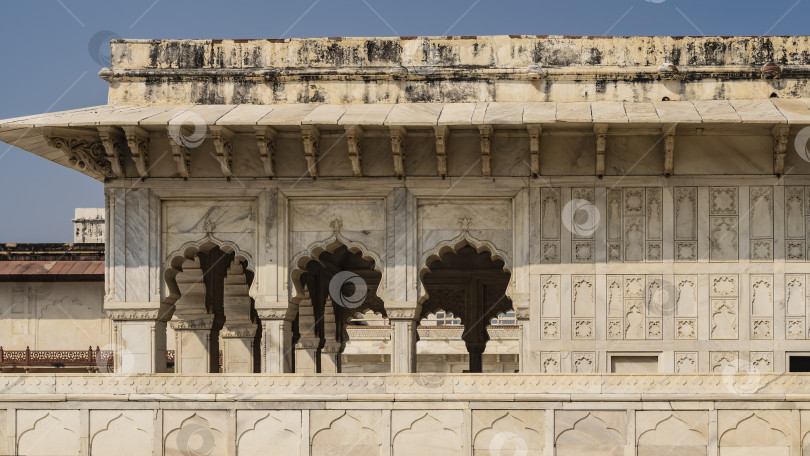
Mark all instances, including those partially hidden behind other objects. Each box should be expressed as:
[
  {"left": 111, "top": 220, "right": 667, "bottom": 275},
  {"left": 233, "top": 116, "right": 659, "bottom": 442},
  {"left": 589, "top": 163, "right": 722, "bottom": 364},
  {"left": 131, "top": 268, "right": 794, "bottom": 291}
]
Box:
[
  {"left": 163, "top": 234, "right": 255, "bottom": 305},
  {"left": 289, "top": 233, "right": 384, "bottom": 302},
  {"left": 419, "top": 232, "right": 513, "bottom": 304}
]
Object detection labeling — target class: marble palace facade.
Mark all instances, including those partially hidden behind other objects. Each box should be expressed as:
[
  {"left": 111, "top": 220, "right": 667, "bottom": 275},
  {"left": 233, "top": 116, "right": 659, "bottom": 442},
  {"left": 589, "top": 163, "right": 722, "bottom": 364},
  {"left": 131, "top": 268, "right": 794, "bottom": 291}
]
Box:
[{"left": 1, "top": 35, "right": 810, "bottom": 454}]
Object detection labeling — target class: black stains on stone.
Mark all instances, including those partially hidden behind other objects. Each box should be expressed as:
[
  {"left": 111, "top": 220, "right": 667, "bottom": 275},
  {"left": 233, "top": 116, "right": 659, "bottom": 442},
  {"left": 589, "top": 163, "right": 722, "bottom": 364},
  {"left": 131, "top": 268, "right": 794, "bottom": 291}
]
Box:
[
  {"left": 669, "top": 48, "right": 682, "bottom": 65},
  {"left": 595, "top": 79, "right": 607, "bottom": 93},
  {"left": 587, "top": 48, "right": 602, "bottom": 65},
  {"left": 309, "top": 89, "right": 325, "bottom": 103},
  {"left": 435, "top": 44, "right": 460, "bottom": 66},
  {"left": 701, "top": 41, "right": 726, "bottom": 65},
  {"left": 751, "top": 38, "right": 775, "bottom": 65},
  {"left": 531, "top": 41, "right": 580, "bottom": 66},
  {"left": 365, "top": 40, "right": 401, "bottom": 63}
]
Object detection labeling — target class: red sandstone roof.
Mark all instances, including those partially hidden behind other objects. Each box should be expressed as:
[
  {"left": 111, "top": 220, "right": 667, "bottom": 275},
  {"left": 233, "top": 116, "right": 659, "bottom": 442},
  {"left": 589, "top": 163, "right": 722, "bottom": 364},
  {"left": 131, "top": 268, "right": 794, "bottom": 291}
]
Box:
[{"left": 0, "top": 261, "right": 104, "bottom": 281}]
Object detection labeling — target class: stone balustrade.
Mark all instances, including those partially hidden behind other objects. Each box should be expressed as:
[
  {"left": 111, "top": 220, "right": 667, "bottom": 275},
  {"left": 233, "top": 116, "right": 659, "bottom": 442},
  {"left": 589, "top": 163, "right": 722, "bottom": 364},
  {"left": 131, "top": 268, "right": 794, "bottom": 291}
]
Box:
[{"left": 0, "top": 373, "right": 809, "bottom": 454}]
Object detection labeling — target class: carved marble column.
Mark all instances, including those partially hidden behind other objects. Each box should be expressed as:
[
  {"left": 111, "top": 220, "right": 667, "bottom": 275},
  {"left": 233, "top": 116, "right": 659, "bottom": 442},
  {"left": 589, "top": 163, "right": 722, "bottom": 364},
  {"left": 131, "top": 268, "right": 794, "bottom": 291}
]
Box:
[
  {"left": 107, "top": 309, "right": 168, "bottom": 374},
  {"left": 220, "top": 260, "right": 258, "bottom": 373},
  {"left": 104, "top": 186, "right": 164, "bottom": 373},
  {"left": 171, "top": 257, "right": 217, "bottom": 373},
  {"left": 295, "top": 292, "right": 320, "bottom": 374},
  {"left": 384, "top": 188, "right": 419, "bottom": 373},
  {"left": 257, "top": 307, "right": 294, "bottom": 373},
  {"left": 170, "top": 316, "right": 216, "bottom": 373},
  {"left": 388, "top": 307, "right": 419, "bottom": 373},
  {"left": 320, "top": 297, "right": 341, "bottom": 373}
]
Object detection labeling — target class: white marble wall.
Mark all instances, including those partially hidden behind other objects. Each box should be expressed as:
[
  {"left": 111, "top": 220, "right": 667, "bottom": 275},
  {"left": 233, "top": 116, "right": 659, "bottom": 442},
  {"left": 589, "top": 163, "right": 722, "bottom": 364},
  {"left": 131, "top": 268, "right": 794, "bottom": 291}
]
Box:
[
  {"left": 0, "top": 282, "right": 108, "bottom": 350},
  {"left": 100, "top": 173, "right": 810, "bottom": 374}
]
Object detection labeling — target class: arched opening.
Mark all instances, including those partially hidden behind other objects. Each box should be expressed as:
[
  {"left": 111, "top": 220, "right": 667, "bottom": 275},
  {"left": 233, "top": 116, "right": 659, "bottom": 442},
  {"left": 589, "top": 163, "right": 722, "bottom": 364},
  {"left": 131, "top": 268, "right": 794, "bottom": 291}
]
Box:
[
  {"left": 419, "top": 243, "right": 513, "bottom": 373},
  {"left": 293, "top": 244, "right": 384, "bottom": 373},
  {"left": 164, "top": 240, "right": 258, "bottom": 373}
]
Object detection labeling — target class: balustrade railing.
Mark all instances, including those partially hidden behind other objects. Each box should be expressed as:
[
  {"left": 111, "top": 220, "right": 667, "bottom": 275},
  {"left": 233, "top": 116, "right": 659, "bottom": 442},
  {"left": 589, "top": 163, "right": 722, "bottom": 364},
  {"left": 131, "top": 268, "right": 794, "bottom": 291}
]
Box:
[{"left": 0, "top": 347, "right": 222, "bottom": 372}]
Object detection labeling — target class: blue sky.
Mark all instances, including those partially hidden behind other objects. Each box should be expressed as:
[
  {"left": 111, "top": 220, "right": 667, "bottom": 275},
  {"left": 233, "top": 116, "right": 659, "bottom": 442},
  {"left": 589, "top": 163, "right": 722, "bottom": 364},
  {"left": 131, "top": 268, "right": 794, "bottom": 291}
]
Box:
[{"left": 0, "top": 0, "right": 807, "bottom": 242}]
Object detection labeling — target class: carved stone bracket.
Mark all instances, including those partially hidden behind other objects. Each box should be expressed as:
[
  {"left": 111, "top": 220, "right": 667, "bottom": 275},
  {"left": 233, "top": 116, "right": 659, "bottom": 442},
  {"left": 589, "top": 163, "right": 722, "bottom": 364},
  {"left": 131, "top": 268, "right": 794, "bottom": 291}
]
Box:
[
  {"left": 301, "top": 125, "right": 320, "bottom": 178},
  {"left": 663, "top": 123, "right": 677, "bottom": 177},
  {"left": 210, "top": 126, "right": 234, "bottom": 179},
  {"left": 123, "top": 126, "right": 150, "bottom": 179},
  {"left": 255, "top": 126, "right": 278, "bottom": 179},
  {"left": 434, "top": 126, "right": 449, "bottom": 178},
  {"left": 97, "top": 126, "right": 125, "bottom": 178},
  {"left": 479, "top": 125, "right": 493, "bottom": 177},
  {"left": 45, "top": 128, "right": 114, "bottom": 180},
  {"left": 773, "top": 124, "right": 789, "bottom": 177},
  {"left": 345, "top": 125, "right": 363, "bottom": 177},
  {"left": 594, "top": 124, "right": 608, "bottom": 179},
  {"left": 527, "top": 124, "right": 542, "bottom": 178},
  {"left": 167, "top": 129, "right": 190, "bottom": 179},
  {"left": 390, "top": 126, "right": 407, "bottom": 178}
]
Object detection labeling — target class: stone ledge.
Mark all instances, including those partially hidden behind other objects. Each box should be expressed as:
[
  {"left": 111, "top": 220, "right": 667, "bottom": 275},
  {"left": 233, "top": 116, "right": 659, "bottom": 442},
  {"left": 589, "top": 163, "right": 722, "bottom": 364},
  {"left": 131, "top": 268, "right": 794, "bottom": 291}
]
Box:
[{"left": 1, "top": 374, "right": 809, "bottom": 401}]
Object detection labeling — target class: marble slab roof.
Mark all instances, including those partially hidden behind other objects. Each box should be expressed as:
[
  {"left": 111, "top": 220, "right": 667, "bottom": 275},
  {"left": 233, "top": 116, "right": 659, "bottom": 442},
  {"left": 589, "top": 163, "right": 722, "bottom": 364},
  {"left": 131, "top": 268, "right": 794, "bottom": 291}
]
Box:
[
  {"left": 1, "top": 99, "right": 809, "bottom": 131},
  {"left": 0, "top": 100, "right": 808, "bottom": 180}
]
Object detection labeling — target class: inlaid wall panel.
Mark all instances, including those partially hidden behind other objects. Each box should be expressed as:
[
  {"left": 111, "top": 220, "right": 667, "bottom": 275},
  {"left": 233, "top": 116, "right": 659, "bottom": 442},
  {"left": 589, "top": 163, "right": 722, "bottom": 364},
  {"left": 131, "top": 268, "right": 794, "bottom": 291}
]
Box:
[
  {"left": 709, "top": 187, "right": 739, "bottom": 262},
  {"left": 540, "top": 187, "right": 561, "bottom": 264},
  {"left": 710, "top": 275, "right": 739, "bottom": 340},
  {"left": 749, "top": 186, "right": 774, "bottom": 261},
  {"left": 540, "top": 275, "right": 560, "bottom": 339},
  {"left": 786, "top": 274, "right": 806, "bottom": 339},
  {"left": 607, "top": 187, "right": 664, "bottom": 262},
  {"left": 605, "top": 275, "right": 664, "bottom": 340},
  {"left": 785, "top": 186, "right": 805, "bottom": 260},
  {"left": 675, "top": 187, "right": 698, "bottom": 261}
]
